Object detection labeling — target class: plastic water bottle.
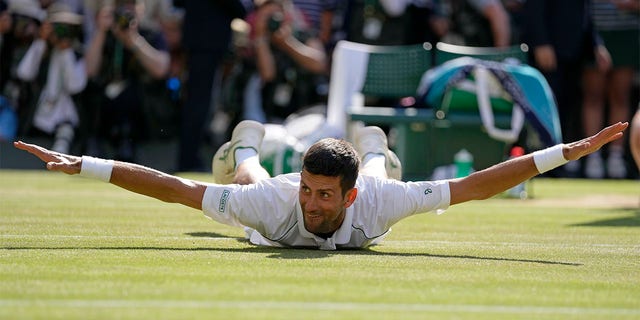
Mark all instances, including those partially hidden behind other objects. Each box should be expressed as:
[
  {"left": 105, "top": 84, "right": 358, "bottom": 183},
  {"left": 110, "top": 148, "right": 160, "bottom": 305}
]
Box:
[
  {"left": 454, "top": 149, "right": 473, "bottom": 178},
  {"left": 506, "top": 146, "right": 528, "bottom": 199}
]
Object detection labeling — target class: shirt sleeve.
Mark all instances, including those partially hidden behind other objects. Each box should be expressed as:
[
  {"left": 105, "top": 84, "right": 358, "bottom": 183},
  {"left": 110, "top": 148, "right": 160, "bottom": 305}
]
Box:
[
  {"left": 202, "top": 183, "right": 244, "bottom": 227},
  {"left": 201, "top": 174, "right": 300, "bottom": 234},
  {"left": 355, "top": 176, "right": 451, "bottom": 230}
]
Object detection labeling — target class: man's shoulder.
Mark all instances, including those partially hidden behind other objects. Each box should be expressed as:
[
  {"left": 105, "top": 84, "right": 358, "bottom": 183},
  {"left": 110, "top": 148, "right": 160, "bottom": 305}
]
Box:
[
  {"left": 251, "top": 173, "right": 301, "bottom": 194},
  {"left": 272, "top": 172, "right": 301, "bottom": 184},
  {"left": 355, "top": 174, "right": 400, "bottom": 189}
]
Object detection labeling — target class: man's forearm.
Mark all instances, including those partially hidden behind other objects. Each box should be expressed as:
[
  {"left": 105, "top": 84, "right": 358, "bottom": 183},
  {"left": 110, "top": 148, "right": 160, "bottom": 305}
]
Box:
[
  {"left": 79, "top": 156, "right": 206, "bottom": 210},
  {"left": 14, "top": 141, "right": 207, "bottom": 211},
  {"left": 108, "top": 161, "right": 206, "bottom": 210},
  {"left": 449, "top": 154, "right": 541, "bottom": 205}
]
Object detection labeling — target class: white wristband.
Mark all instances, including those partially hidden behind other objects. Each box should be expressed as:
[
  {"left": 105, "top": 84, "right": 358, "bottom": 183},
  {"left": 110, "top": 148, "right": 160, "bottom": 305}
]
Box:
[
  {"left": 532, "top": 144, "right": 568, "bottom": 173},
  {"left": 79, "top": 156, "right": 114, "bottom": 182}
]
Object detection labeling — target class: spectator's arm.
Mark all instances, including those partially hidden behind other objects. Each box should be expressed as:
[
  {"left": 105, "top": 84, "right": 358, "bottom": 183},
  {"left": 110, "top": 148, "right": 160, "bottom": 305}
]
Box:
[
  {"left": 481, "top": 2, "right": 511, "bottom": 47},
  {"left": 16, "top": 39, "right": 47, "bottom": 81},
  {"left": 274, "top": 34, "right": 327, "bottom": 74},
  {"left": 59, "top": 49, "right": 87, "bottom": 94},
  {"left": 252, "top": 2, "right": 281, "bottom": 82},
  {"left": 319, "top": 9, "right": 333, "bottom": 44},
  {"left": 254, "top": 36, "right": 277, "bottom": 82},
  {"left": 85, "top": 6, "right": 112, "bottom": 77},
  {"left": 128, "top": 34, "right": 170, "bottom": 79}
]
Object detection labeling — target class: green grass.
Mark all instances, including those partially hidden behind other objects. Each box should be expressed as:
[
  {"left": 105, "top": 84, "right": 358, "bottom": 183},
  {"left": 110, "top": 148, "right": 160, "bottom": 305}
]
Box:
[{"left": 1, "top": 170, "right": 639, "bottom": 319}]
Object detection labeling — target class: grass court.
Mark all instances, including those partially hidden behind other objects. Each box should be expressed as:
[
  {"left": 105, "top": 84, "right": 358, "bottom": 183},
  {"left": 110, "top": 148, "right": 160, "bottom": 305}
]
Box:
[{"left": 1, "top": 170, "right": 638, "bottom": 319}]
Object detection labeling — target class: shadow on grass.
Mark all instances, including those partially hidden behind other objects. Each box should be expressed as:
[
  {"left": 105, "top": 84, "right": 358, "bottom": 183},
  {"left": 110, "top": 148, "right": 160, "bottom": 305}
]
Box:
[
  {"left": 185, "top": 231, "right": 244, "bottom": 241},
  {"left": 261, "top": 248, "right": 582, "bottom": 266},
  {"left": 3, "top": 244, "right": 581, "bottom": 266},
  {"left": 569, "top": 207, "right": 640, "bottom": 227},
  {"left": 181, "top": 232, "right": 581, "bottom": 265}
]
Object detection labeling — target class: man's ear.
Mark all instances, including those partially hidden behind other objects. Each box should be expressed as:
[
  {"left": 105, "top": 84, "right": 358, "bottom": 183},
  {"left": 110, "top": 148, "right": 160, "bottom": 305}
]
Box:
[{"left": 344, "top": 188, "right": 358, "bottom": 208}]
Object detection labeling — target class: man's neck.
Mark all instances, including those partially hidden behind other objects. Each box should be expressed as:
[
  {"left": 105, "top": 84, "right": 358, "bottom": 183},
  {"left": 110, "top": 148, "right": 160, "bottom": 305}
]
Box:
[
  {"left": 312, "top": 209, "right": 346, "bottom": 239},
  {"left": 313, "top": 231, "right": 335, "bottom": 239}
]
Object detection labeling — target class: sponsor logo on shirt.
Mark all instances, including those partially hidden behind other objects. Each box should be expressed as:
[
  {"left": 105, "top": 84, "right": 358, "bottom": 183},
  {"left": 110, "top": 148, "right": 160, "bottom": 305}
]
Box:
[{"left": 219, "top": 189, "right": 230, "bottom": 213}]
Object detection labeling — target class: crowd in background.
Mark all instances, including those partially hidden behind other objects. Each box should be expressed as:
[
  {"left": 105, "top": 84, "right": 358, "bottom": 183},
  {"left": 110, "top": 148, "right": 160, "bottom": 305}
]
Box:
[{"left": 0, "top": 0, "right": 638, "bottom": 178}]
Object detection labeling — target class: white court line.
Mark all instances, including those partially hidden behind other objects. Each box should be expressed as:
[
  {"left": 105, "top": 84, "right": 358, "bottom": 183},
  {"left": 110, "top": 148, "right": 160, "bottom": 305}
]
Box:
[
  {"left": 0, "top": 299, "right": 637, "bottom": 315},
  {"left": 1, "top": 235, "right": 638, "bottom": 249}
]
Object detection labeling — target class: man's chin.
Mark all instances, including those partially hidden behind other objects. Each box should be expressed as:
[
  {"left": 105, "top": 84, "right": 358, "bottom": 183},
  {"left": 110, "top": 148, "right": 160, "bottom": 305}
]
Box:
[{"left": 303, "top": 216, "right": 326, "bottom": 234}]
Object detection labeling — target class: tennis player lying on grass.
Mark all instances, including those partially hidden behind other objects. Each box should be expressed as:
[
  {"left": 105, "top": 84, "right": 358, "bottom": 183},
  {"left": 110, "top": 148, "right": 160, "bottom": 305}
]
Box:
[{"left": 14, "top": 121, "right": 628, "bottom": 250}]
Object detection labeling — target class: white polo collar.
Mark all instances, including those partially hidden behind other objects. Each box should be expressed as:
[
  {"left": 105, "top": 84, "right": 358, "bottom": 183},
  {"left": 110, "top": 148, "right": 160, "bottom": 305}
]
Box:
[{"left": 295, "top": 200, "right": 354, "bottom": 245}]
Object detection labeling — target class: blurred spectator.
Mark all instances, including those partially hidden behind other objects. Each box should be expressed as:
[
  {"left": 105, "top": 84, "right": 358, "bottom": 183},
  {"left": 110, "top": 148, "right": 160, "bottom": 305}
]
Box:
[
  {"left": 15, "top": 3, "right": 86, "bottom": 153},
  {"left": 522, "top": 0, "right": 603, "bottom": 177},
  {"left": 38, "top": 0, "right": 82, "bottom": 11},
  {"left": 0, "top": 0, "right": 9, "bottom": 91},
  {"left": 177, "top": 0, "right": 249, "bottom": 172},
  {"left": 343, "top": 0, "right": 412, "bottom": 45},
  {"left": 83, "top": 0, "right": 170, "bottom": 162},
  {"left": 442, "top": 0, "right": 511, "bottom": 47},
  {"left": 160, "top": 6, "right": 185, "bottom": 109},
  {"left": 292, "top": 0, "right": 337, "bottom": 46},
  {"left": 342, "top": 0, "right": 448, "bottom": 46},
  {"left": 79, "top": 0, "right": 110, "bottom": 46},
  {"left": 247, "top": 0, "right": 328, "bottom": 122},
  {"left": 408, "top": 0, "right": 449, "bottom": 45},
  {"left": 286, "top": 0, "right": 337, "bottom": 109},
  {"left": 82, "top": 0, "right": 161, "bottom": 44},
  {"left": 138, "top": 0, "right": 172, "bottom": 32},
  {"left": 502, "top": 0, "right": 525, "bottom": 45},
  {"left": 0, "top": 0, "right": 17, "bottom": 141},
  {"left": 2, "top": 0, "right": 46, "bottom": 135},
  {"left": 0, "top": 0, "right": 10, "bottom": 45},
  {"left": 581, "top": 0, "right": 639, "bottom": 179},
  {"left": 38, "top": 0, "right": 87, "bottom": 40}
]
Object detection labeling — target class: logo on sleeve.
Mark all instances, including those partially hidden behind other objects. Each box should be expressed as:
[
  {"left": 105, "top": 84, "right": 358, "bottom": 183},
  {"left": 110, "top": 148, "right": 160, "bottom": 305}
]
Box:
[
  {"left": 218, "top": 189, "right": 230, "bottom": 213},
  {"left": 424, "top": 188, "right": 432, "bottom": 195}
]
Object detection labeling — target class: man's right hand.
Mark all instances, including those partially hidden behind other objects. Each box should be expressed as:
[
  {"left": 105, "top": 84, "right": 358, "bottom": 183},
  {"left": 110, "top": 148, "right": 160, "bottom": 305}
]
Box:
[{"left": 13, "top": 141, "right": 81, "bottom": 175}]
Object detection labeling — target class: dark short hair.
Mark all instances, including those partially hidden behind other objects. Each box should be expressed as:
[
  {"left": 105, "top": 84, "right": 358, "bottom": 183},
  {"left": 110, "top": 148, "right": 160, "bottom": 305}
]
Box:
[
  {"left": 0, "top": 0, "right": 7, "bottom": 13},
  {"left": 302, "top": 138, "right": 360, "bottom": 195}
]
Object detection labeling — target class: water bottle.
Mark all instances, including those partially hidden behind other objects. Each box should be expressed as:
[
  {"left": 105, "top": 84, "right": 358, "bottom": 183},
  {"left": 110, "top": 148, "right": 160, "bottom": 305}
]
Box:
[
  {"left": 506, "top": 146, "right": 528, "bottom": 199},
  {"left": 454, "top": 149, "right": 473, "bottom": 178}
]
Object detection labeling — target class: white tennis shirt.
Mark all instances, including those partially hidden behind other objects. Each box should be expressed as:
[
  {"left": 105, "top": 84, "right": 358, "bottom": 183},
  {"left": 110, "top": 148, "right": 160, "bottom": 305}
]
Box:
[{"left": 202, "top": 173, "right": 450, "bottom": 250}]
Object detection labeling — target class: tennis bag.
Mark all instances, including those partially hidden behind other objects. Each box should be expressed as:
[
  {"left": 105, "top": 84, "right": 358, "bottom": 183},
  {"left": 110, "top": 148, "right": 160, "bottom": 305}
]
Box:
[{"left": 417, "top": 57, "right": 562, "bottom": 147}]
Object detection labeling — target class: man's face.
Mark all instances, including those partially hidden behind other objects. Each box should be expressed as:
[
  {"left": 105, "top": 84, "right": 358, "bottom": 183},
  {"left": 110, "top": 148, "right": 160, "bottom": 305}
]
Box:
[{"left": 299, "top": 169, "right": 356, "bottom": 235}]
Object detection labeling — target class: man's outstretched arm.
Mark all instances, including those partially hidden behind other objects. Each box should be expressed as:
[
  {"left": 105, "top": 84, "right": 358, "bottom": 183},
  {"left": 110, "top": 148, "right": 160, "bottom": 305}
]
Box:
[
  {"left": 449, "top": 122, "right": 628, "bottom": 205},
  {"left": 13, "top": 141, "right": 206, "bottom": 210}
]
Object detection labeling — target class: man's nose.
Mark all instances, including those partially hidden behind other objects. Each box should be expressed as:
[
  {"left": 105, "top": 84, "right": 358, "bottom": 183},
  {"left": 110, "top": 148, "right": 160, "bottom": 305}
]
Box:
[{"left": 305, "top": 195, "right": 319, "bottom": 212}]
